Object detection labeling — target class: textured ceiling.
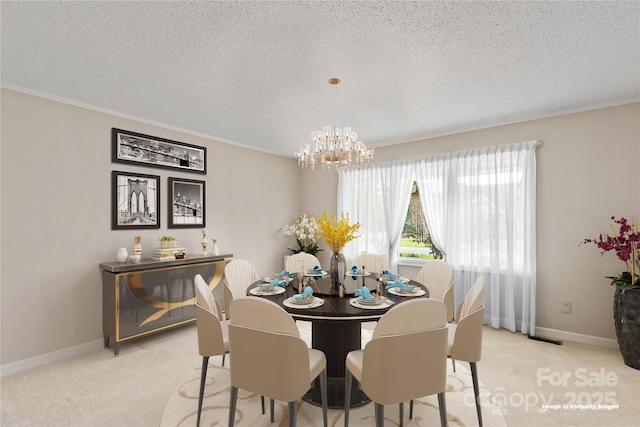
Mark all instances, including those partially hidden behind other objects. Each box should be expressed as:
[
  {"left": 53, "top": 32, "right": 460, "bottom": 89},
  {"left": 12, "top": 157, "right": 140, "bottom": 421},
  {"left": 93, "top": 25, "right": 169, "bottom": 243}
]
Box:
[{"left": 2, "top": 1, "right": 639, "bottom": 157}]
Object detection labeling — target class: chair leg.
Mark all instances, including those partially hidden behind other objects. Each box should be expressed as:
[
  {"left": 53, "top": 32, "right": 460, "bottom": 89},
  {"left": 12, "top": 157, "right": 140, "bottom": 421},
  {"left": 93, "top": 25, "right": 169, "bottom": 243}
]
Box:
[
  {"left": 197, "top": 356, "right": 209, "bottom": 427},
  {"left": 374, "top": 403, "right": 385, "bottom": 427},
  {"left": 270, "top": 399, "right": 275, "bottom": 422},
  {"left": 261, "top": 396, "right": 265, "bottom": 414},
  {"left": 344, "top": 369, "right": 353, "bottom": 427},
  {"left": 437, "top": 392, "right": 447, "bottom": 427},
  {"left": 288, "top": 401, "right": 297, "bottom": 427},
  {"left": 228, "top": 386, "right": 238, "bottom": 427},
  {"left": 470, "top": 362, "right": 483, "bottom": 427},
  {"left": 399, "top": 401, "right": 404, "bottom": 427},
  {"left": 222, "top": 352, "right": 227, "bottom": 366},
  {"left": 319, "top": 369, "right": 328, "bottom": 427},
  {"left": 409, "top": 399, "right": 414, "bottom": 419},
  {"left": 452, "top": 358, "right": 456, "bottom": 372}
]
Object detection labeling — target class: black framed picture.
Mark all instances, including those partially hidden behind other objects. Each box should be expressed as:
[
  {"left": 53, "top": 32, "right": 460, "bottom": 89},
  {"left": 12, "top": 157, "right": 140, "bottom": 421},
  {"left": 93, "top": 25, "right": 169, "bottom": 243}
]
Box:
[
  {"left": 112, "top": 128, "right": 207, "bottom": 174},
  {"left": 168, "top": 177, "right": 205, "bottom": 228},
  {"left": 111, "top": 171, "right": 161, "bottom": 230}
]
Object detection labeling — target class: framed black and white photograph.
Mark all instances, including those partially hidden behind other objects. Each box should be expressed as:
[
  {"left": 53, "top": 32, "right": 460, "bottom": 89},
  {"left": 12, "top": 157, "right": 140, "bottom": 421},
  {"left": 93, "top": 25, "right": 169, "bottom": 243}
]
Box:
[
  {"left": 111, "top": 171, "right": 160, "bottom": 230},
  {"left": 168, "top": 177, "right": 205, "bottom": 228},
  {"left": 112, "top": 128, "right": 207, "bottom": 174}
]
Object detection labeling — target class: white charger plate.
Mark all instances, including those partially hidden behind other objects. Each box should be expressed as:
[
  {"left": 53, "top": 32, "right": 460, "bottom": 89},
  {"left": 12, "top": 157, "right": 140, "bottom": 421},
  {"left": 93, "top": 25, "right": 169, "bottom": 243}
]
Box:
[
  {"left": 387, "top": 287, "right": 426, "bottom": 297},
  {"left": 249, "top": 287, "right": 286, "bottom": 296},
  {"left": 283, "top": 296, "right": 324, "bottom": 309},
  {"left": 349, "top": 297, "right": 393, "bottom": 310},
  {"left": 303, "top": 271, "right": 327, "bottom": 277}
]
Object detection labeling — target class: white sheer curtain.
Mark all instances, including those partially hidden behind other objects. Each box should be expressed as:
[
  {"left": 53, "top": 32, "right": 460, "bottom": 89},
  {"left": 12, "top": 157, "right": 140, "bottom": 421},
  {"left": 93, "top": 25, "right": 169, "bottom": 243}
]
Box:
[
  {"left": 337, "top": 160, "right": 413, "bottom": 271},
  {"left": 414, "top": 141, "right": 538, "bottom": 334},
  {"left": 339, "top": 141, "right": 538, "bottom": 335}
]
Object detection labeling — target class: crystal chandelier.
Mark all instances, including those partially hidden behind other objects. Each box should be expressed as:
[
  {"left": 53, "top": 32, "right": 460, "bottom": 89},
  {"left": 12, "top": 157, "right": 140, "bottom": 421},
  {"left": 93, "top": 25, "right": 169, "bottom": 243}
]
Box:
[{"left": 296, "top": 78, "right": 374, "bottom": 170}]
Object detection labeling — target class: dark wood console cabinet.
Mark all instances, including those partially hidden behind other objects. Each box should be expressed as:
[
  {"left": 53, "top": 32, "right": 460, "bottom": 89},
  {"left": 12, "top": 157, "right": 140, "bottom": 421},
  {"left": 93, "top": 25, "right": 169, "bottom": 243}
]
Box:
[{"left": 99, "top": 254, "right": 232, "bottom": 355}]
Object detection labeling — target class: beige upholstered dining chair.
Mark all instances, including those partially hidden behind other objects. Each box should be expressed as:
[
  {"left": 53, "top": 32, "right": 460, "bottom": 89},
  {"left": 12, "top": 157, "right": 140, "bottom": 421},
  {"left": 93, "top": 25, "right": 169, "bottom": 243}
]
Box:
[
  {"left": 228, "top": 297, "right": 328, "bottom": 427},
  {"left": 285, "top": 252, "right": 321, "bottom": 275},
  {"left": 223, "top": 259, "right": 259, "bottom": 319},
  {"left": 448, "top": 275, "right": 486, "bottom": 427},
  {"left": 353, "top": 252, "right": 389, "bottom": 273},
  {"left": 344, "top": 299, "right": 449, "bottom": 427},
  {"left": 195, "top": 275, "right": 268, "bottom": 425},
  {"left": 194, "top": 274, "right": 230, "bottom": 427},
  {"left": 416, "top": 260, "right": 454, "bottom": 321}
]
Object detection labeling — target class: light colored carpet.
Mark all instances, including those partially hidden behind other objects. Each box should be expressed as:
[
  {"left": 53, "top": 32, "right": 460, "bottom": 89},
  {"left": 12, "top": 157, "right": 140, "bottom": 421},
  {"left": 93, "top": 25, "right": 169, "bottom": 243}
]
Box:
[
  {"left": 160, "top": 320, "right": 500, "bottom": 426},
  {"left": 2, "top": 323, "right": 639, "bottom": 426},
  {"left": 160, "top": 361, "right": 502, "bottom": 427}
]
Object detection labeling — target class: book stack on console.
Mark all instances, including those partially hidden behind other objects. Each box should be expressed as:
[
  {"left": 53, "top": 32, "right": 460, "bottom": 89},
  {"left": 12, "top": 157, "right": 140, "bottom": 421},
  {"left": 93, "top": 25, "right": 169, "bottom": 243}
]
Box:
[{"left": 152, "top": 247, "right": 187, "bottom": 261}]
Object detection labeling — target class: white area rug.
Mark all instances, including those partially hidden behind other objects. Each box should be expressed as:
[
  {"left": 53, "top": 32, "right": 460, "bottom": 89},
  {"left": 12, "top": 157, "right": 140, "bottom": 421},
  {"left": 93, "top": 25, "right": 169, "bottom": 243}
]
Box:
[{"left": 161, "top": 326, "right": 506, "bottom": 427}]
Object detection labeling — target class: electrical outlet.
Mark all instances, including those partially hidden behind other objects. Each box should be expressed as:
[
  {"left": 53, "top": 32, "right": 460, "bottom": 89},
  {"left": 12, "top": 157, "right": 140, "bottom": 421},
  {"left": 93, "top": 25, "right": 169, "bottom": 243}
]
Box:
[{"left": 562, "top": 301, "right": 572, "bottom": 314}]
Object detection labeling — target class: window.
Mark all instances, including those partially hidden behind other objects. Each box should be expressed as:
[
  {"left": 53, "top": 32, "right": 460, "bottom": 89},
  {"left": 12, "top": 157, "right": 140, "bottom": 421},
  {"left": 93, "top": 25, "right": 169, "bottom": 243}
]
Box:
[{"left": 399, "top": 182, "right": 443, "bottom": 261}]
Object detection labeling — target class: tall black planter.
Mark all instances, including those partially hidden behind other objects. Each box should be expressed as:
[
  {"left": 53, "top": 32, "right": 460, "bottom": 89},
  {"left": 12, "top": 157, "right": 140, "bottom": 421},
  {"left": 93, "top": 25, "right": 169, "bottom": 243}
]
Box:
[{"left": 613, "top": 287, "right": 640, "bottom": 369}]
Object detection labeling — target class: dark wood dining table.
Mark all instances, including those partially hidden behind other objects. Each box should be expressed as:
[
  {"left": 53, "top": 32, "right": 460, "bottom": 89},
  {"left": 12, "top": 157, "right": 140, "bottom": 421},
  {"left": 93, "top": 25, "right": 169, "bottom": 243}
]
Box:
[{"left": 247, "top": 272, "right": 429, "bottom": 408}]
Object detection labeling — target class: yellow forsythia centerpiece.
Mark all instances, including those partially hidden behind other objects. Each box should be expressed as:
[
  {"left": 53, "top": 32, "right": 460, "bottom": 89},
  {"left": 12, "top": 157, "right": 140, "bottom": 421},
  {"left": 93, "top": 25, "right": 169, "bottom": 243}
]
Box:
[{"left": 316, "top": 212, "right": 360, "bottom": 253}]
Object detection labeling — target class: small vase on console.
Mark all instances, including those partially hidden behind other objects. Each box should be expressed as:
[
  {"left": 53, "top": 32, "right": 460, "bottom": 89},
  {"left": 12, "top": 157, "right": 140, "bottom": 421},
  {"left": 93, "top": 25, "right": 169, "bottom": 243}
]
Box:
[
  {"left": 116, "top": 247, "right": 129, "bottom": 263},
  {"left": 329, "top": 251, "right": 346, "bottom": 289}
]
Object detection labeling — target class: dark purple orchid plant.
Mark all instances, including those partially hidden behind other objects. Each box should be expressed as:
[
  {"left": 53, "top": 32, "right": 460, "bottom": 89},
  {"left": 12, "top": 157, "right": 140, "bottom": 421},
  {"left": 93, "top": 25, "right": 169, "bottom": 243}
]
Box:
[{"left": 583, "top": 216, "right": 640, "bottom": 292}]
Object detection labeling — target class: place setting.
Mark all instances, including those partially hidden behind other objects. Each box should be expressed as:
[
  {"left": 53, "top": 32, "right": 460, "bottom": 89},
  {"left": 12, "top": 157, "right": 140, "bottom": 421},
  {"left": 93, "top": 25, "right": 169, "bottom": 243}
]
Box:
[
  {"left": 348, "top": 265, "right": 367, "bottom": 278},
  {"left": 302, "top": 265, "right": 327, "bottom": 278},
  {"left": 283, "top": 285, "right": 325, "bottom": 309},
  {"left": 349, "top": 285, "right": 394, "bottom": 309},
  {"left": 249, "top": 271, "right": 292, "bottom": 296},
  {"left": 382, "top": 271, "right": 426, "bottom": 297}
]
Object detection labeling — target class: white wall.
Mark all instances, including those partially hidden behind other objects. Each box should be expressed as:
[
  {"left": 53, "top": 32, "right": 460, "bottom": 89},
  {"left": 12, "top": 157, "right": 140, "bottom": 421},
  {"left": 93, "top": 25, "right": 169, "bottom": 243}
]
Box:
[{"left": 2, "top": 87, "right": 638, "bottom": 370}]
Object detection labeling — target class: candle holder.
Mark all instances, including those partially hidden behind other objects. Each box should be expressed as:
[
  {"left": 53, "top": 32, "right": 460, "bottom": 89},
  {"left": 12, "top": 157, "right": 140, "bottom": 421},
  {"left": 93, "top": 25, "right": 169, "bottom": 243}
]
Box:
[
  {"left": 200, "top": 229, "right": 209, "bottom": 255},
  {"left": 133, "top": 236, "right": 142, "bottom": 256}
]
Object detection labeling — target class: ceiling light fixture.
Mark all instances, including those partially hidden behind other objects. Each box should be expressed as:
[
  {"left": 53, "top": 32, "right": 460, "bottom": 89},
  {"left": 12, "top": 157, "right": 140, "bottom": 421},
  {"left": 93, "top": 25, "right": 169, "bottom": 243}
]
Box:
[{"left": 296, "top": 78, "right": 373, "bottom": 170}]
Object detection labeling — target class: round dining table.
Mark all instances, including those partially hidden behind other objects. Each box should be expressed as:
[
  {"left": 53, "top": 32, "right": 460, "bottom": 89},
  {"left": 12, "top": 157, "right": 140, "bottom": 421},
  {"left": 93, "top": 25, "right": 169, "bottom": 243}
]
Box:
[{"left": 247, "top": 272, "right": 430, "bottom": 409}]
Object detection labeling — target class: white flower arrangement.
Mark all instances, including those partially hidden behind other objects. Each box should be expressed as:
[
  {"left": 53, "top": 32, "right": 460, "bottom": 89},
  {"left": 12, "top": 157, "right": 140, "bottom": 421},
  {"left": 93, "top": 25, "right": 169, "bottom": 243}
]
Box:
[{"left": 279, "top": 213, "right": 323, "bottom": 255}]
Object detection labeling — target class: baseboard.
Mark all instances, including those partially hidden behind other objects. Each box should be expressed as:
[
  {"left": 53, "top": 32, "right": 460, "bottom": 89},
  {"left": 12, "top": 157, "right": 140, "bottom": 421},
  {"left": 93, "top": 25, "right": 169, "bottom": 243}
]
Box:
[
  {"left": 1, "top": 339, "right": 104, "bottom": 377},
  {"left": 534, "top": 326, "right": 618, "bottom": 349}
]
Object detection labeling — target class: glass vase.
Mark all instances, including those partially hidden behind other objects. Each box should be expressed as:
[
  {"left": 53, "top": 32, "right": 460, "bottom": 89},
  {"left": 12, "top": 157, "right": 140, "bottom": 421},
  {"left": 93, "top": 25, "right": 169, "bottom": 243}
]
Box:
[{"left": 329, "top": 251, "right": 346, "bottom": 290}]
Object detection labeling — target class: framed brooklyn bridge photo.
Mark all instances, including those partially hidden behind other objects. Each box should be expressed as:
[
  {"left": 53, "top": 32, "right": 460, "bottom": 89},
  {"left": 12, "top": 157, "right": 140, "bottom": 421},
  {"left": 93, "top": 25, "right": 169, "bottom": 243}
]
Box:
[
  {"left": 168, "top": 177, "right": 205, "bottom": 229},
  {"left": 111, "top": 171, "right": 160, "bottom": 230},
  {"left": 112, "top": 128, "right": 207, "bottom": 174}
]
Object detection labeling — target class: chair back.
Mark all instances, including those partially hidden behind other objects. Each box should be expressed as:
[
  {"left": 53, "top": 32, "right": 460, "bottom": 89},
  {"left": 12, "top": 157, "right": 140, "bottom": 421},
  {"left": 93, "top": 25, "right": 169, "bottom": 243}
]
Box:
[
  {"left": 224, "top": 259, "right": 259, "bottom": 318},
  {"left": 195, "top": 274, "right": 222, "bottom": 318},
  {"left": 353, "top": 252, "right": 388, "bottom": 273},
  {"left": 230, "top": 297, "right": 300, "bottom": 337},
  {"left": 458, "top": 275, "right": 485, "bottom": 319},
  {"left": 450, "top": 275, "right": 486, "bottom": 363},
  {"left": 372, "top": 298, "right": 445, "bottom": 339},
  {"left": 417, "top": 260, "right": 454, "bottom": 320},
  {"left": 285, "top": 253, "right": 321, "bottom": 275},
  {"left": 228, "top": 297, "right": 311, "bottom": 402},
  {"left": 361, "top": 299, "right": 447, "bottom": 404},
  {"left": 194, "top": 274, "right": 226, "bottom": 357}
]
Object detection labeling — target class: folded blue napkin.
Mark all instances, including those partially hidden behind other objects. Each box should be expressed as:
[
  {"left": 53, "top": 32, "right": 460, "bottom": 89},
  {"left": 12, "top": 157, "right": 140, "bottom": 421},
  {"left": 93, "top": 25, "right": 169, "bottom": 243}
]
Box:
[
  {"left": 311, "top": 266, "right": 322, "bottom": 274},
  {"left": 351, "top": 265, "right": 361, "bottom": 279},
  {"left": 383, "top": 270, "right": 403, "bottom": 280},
  {"left": 279, "top": 270, "right": 294, "bottom": 279},
  {"left": 294, "top": 285, "right": 314, "bottom": 301},
  {"left": 355, "top": 286, "right": 375, "bottom": 300},
  {"left": 385, "top": 279, "right": 416, "bottom": 291}
]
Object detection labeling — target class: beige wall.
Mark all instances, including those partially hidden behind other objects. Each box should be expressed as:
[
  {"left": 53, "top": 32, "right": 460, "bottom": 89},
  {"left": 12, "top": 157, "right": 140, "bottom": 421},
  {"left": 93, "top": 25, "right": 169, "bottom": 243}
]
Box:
[
  {"left": 302, "top": 103, "right": 638, "bottom": 342},
  {"left": 2, "top": 87, "right": 638, "bottom": 370},
  {"left": 0, "top": 89, "right": 303, "bottom": 366}
]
